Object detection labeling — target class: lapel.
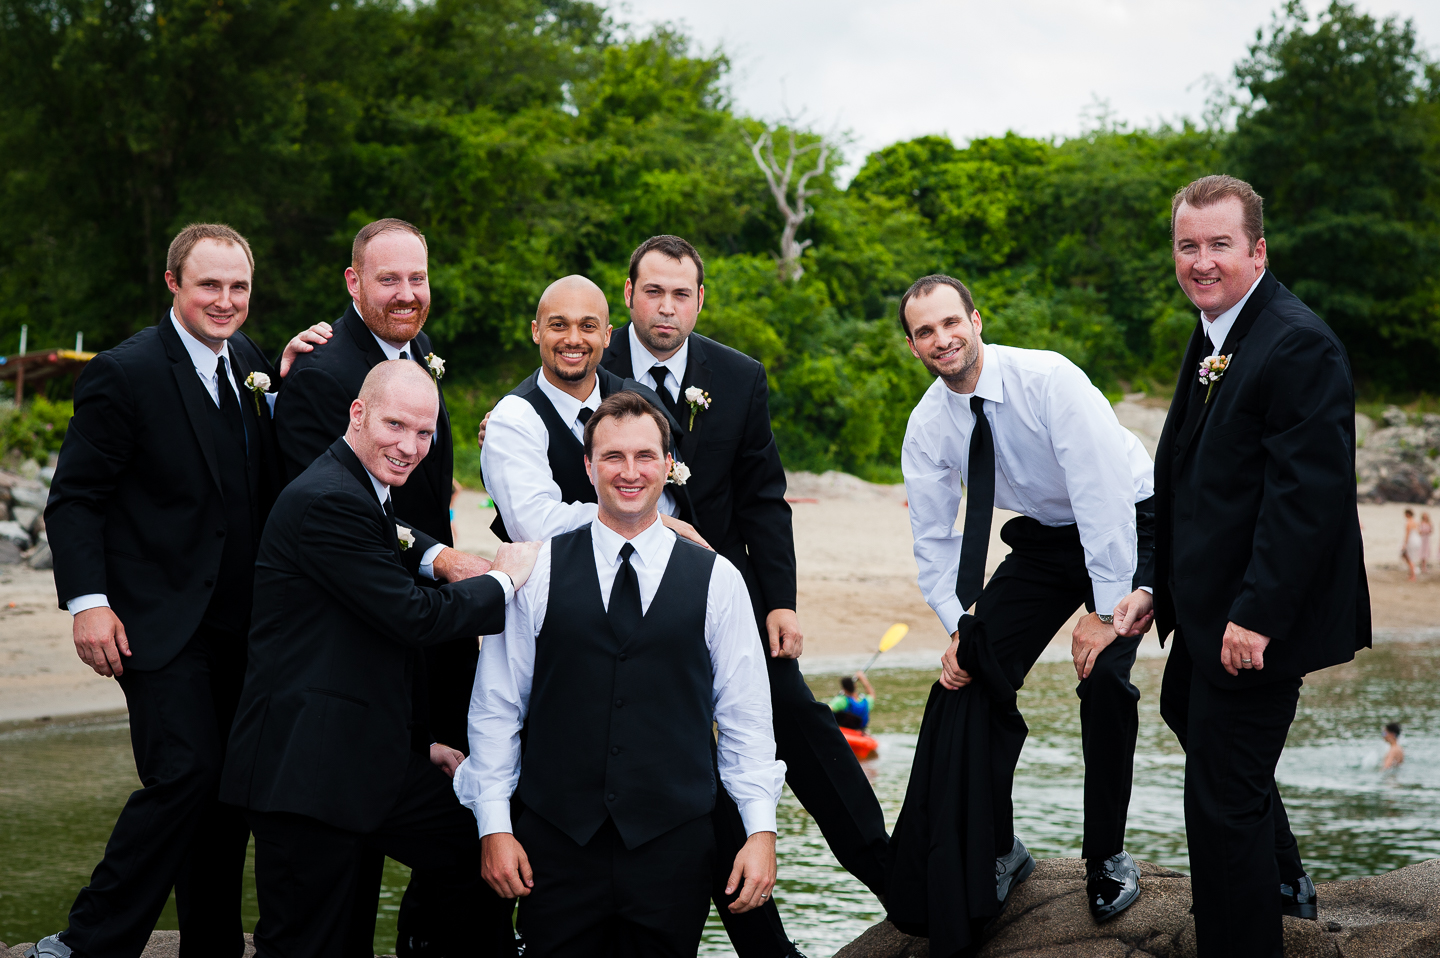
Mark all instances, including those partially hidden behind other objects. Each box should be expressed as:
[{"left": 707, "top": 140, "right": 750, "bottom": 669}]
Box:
[
  {"left": 329, "top": 438, "right": 402, "bottom": 560},
  {"left": 161, "top": 316, "right": 223, "bottom": 494},
  {"left": 1173, "top": 270, "right": 1277, "bottom": 463},
  {"left": 341, "top": 304, "right": 391, "bottom": 369},
  {"left": 677, "top": 334, "right": 713, "bottom": 462}
]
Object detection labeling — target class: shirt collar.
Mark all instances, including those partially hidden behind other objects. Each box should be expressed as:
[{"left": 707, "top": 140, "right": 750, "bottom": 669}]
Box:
[
  {"left": 628, "top": 322, "right": 689, "bottom": 384},
  {"left": 1201, "top": 269, "right": 1266, "bottom": 350},
  {"left": 943, "top": 342, "right": 1005, "bottom": 406},
  {"left": 591, "top": 513, "right": 671, "bottom": 567},
  {"left": 535, "top": 368, "right": 602, "bottom": 426},
  {"left": 169, "top": 309, "right": 233, "bottom": 376},
  {"left": 341, "top": 436, "right": 390, "bottom": 506},
  {"left": 368, "top": 326, "right": 413, "bottom": 362}
]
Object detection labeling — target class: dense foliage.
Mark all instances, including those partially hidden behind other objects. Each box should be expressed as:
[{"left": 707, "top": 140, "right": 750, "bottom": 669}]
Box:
[{"left": 1, "top": 0, "right": 1435, "bottom": 480}]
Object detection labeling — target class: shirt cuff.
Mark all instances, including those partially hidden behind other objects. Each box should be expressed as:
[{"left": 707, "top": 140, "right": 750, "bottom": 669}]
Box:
[
  {"left": 1139, "top": 586, "right": 1153, "bottom": 595},
  {"left": 486, "top": 570, "right": 515, "bottom": 603},
  {"left": 477, "top": 800, "right": 513, "bottom": 838},
  {"left": 737, "top": 799, "right": 777, "bottom": 837},
  {"left": 418, "top": 543, "right": 447, "bottom": 580},
  {"left": 933, "top": 595, "right": 966, "bottom": 636},
  {"left": 66, "top": 594, "right": 110, "bottom": 615},
  {"left": 1091, "top": 580, "right": 1131, "bottom": 618}
]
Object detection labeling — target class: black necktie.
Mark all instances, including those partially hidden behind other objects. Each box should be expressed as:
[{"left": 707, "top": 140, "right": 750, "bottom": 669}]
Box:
[
  {"left": 577, "top": 406, "right": 594, "bottom": 428},
  {"left": 954, "top": 396, "right": 995, "bottom": 613},
  {"left": 216, "top": 355, "right": 248, "bottom": 457},
  {"left": 608, "top": 542, "right": 644, "bottom": 639},
  {"left": 648, "top": 365, "right": 680, "bottom": 419},
  {"left": 399, "top": 349, "right": 409, "bottom": 361}
]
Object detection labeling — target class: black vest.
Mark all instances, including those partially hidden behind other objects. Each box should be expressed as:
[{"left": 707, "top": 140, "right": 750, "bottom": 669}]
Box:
[
  {"left": 200, "top": 375, "right": 259, "bottom": 635},
  {"left": 517, "top": 526, "right": 718, "bottom": 849}
]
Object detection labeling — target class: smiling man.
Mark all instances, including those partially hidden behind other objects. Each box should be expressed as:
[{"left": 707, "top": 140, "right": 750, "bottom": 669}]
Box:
[
  {"left": 222, "top": 360, "right": 541, "bottom": 958},
  {"left": 884, "top": 274, "right": 1157, "bottom": 954},
  {"left": 1116, "top": 174, "right": 1370, "bottom": 958},
  {"left": 458, "top": 390, "right": 783, "bottom": 958}
]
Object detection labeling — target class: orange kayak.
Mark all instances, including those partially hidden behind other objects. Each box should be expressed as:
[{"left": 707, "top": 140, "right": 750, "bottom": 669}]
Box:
[{"left": 841, "top": 726, "right": 879, "bottom": 760}]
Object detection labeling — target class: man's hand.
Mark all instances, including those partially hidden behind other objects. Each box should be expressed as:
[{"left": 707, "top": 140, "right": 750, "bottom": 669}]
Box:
[
  {"left": 481, "top": 832, "right": 534, "bottom": 899},
  {"left": 725, "top": 831, "right": 777, "bottom": 913},
  {"left": 660, "top": 515, "right": 712, "bottom": 550},
  {"left": 476, "top": 410, "right": 492, "bottom": 450},
  {"left": 1071, "top": 612, "right": 1117, "bottom": 681},
  {"left": 1114, "top": 589, "right": 1155, "bottom": 637},
  {"left": 431, "top": 547, "right": 493, "bottom": 583},
  {"left": 278, "top": 322, "right": 334, "bottom": 378},
  {"left": 428, "top": 743, "right": 464, "bottom": 778},
  {"left": 1221, "top": 621, "right": 1272, "bottom": 676},
  {"left": 765, "top": 608, "right": 803, "bottom": 659},
  {"left": 940, "top": 628, "right": 972, "bottom": 690},
  {"left": 492, "top": 541, "right": 542, "bottom": 590},
  {"left": 73, "top": 607, "right": 131, "bottom": 677}
]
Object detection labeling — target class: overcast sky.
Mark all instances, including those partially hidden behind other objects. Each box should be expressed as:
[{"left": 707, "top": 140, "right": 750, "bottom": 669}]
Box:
[{"left": 615, "top": 0, "right": 1440, "bottom": 177}]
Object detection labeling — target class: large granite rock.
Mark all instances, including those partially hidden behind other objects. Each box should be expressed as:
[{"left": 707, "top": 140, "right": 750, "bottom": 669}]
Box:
[
  {"left": 1356, "top": 409, "right": 1440, "bottom": 504},
  {"left": 835, "top": 858, "right": 1440, "bottom": 958}
]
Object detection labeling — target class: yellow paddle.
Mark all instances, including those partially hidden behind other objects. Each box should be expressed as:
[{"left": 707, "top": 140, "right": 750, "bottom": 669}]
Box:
[{"left": 860, "top": 623, "right": 909, "bottom": 673}]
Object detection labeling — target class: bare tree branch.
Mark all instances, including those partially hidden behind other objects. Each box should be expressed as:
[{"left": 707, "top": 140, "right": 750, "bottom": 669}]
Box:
[{"left": 743, "top": 115, "right": 832, "bottom": 282}]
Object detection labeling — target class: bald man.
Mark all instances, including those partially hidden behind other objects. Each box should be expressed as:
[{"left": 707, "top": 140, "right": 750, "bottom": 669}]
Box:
[
  {"left": 222, "top": 361, "right": 541, "bottom": 958},
  {"left": 482, "top": 274, "right": 705, "bottom": 546}
]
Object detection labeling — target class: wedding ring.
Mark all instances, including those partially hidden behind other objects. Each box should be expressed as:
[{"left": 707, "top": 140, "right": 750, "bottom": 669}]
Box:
[{"left": 1242, "top": 658, "right": 1252, "bottom": 664}]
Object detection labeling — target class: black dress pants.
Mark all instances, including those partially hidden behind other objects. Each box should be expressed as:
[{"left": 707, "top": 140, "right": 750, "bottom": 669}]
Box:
[
  {"left": 62, "top": 625, "right": 251, "bottom": 958},
  {"left": 248, "top": 750, "right": 515, "bottom": 958},
  {"left": 515, "top": 811, "right": 715, "bottom": 958},
  {"left": 1159, "top": 631, "right": 1303, "bottom": 958},
  {"left": 710, "top": 633, "right": 892, "bottom": 957}
]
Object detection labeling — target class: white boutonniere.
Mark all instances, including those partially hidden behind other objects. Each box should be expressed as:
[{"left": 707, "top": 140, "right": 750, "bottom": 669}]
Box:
[
  {"left": 1197, "top": 354, "right": 1231, "bottom": 403},
  {"left": 244, "top": 371, "right": 271, "bottom": 415},
  {"left": 683, "top": 386, "right": 711, "bottom": 430},
  {"left": 425, "top": 353, "right": 445, "bottom": 381},
  {"left": 396, "top": 525, "right": 415, "bottom": 550},
  {"left": 667, "top": 461, "right": 691, "bottom": 486}
]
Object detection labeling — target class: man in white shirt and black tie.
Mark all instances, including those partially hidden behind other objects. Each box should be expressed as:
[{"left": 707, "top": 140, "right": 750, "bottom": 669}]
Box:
[
  {"left": 457, "top": 390, "right": 784, "bottom": 958},
  {"left": 885, "top": 274, "right": 1157, "bottom": 956}
]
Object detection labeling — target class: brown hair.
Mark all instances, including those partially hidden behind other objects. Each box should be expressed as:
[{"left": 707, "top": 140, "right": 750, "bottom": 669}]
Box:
[
  {"left": 1171, "top": 175, "right": 1265, "bottom": 252},
  {"left": 353, "top": 218, "right": 428, "bottom": 270},
  {"left": 167, "top": 223, "right": 255, "bottom": 287},
  {"left": 628, "top": 235, "right": 705, "bottom": 290},
  {"left": 583, "top": 390, "right": 672, "bottom": 459},
  {"left": 898, "top": 274, "right": 977, "bottom": 337}
]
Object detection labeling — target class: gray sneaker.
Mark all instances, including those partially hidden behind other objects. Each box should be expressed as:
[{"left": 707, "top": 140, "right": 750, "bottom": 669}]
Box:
[
  {"left": 25, "top": 935, "right": 72, "bottom": 958},
  {"left": 996, "top": 835, "right": 1037, "bottom": 907}
]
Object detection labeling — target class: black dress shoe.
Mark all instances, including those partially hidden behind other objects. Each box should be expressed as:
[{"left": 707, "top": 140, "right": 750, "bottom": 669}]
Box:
[
  {"left": 1280, "top": 874, "right": 1318, "bottom": 919},
  {"left": 1086, "top": 851, "right": 1141, "bottom": 922},
  {"left": 996, "top": 836, "right": 1037, "bottom": 909}
]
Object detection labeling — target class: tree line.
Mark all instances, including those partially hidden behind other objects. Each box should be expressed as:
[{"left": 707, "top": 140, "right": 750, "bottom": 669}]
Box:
[{"left": 1, "top": 0, "right": 1435, "bottom": 479}]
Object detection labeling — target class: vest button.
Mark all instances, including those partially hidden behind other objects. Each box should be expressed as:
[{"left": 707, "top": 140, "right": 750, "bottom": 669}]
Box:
[
  {"left": 614, "top": 698, "right": 624, "bottom": 708},
  {"left": 607, "top": 793, "right": 616, "bottom": 802},
  {"left": 618, "top": 653, "right": 628, "bottom": 662},
  {"left": 611, "top": 746, "right": 620, "bottom": 755}
]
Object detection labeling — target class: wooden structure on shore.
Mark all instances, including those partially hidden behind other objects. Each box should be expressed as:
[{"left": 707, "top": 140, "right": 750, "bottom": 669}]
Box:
[{"left": 0, "top": 350, "right": 96, "bottom": 403}]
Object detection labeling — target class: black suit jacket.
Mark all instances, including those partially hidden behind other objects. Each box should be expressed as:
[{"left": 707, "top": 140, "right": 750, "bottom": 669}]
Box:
[
  {"left": 45, "top": 318, "right": 283, "bottom": 670},
  {"left": 602, "top": 328, "right": 796, "bottom": 616},
  {"left": 220, "top": 439, "right": 506, "bottom": 833},
  {"left": 1140, "top": 271, "right": 1371, "bottom": 687},
  {"left": 274, "top": 304, "right": 454, "bottom": 546}
]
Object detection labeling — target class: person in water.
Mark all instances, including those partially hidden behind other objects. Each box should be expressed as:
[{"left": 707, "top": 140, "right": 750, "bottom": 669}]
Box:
[
  {"left": 830, "top": 672, "right": 875, "bottom": 730},
  {"left": 1383, "top": 723, "right": 1405, "bottom": 770}
]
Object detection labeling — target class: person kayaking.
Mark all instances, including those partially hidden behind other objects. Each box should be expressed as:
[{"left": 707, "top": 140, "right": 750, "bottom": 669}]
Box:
[{"left": 830, "top": 671, "right": 875, "bottom": 730}]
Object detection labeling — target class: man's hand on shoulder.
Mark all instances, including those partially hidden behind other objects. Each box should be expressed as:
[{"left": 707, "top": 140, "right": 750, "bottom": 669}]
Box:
[
  {"left": 428, "top": 742, "right": 464, "bottom": 778},
  {"left": 1221, "top": 621, "right": 1271, "bottom": 676},
  {"left": 481, "top": 832, "right": 534, "bottom": 899},
  {"left": 278, "top": 322, "right": 333, "bottom": 378},
  {"left": 725, "top": 831, "right": 777, "bottom": 913},
  {"left": 73, "top": 607, "right": 131, "bottom": 677},
  {"left": 1071, "top": 612, "right": 1117, "bottom": 681},
  {"left": 765, "top": 608, "right": 803, "bottom": 659},
  {"left": 661, "top": 514, "right": 711, "bottom": 550},
  {"left": 492, "top": 541, "right": 542, "bottom": 590},
  {"left": 431, "top": 547, "right": 493, "bottom": 583}
]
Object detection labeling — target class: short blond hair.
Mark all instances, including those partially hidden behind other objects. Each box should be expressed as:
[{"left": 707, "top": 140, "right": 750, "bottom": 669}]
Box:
[
  {"left": 353, "top": 218, "right": 427, "bottom": 270},
  {"left": 167, "top": 223, "right": 255, "bottom": 286}
]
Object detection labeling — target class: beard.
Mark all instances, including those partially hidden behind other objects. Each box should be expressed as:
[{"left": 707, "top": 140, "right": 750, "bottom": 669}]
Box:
[
  {"left": 922, "top": 338, "right": 981, "bottom": 389},
  {"left": 634, "top": 321, "right": 684, "bottom": 356},
  {"left": 547, "top": 349, "right": 595, "bottom": 382},
  {"left": 358, "top": 294, "right": 429, "bottom": 346}
]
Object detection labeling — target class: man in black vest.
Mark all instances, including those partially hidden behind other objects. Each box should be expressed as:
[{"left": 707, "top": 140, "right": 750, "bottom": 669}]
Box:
[
  {"left": 482, "top": 273, "right": 705, "bottom": 547},
  {"left": 458, "top": 390, "right": 784, "bottom": 957},
  {"left": 1116, "top": 175, "right": 1370, "bottom": 958},
  {"left": 37, "top": 224, "right": 308, "bottom": 958},
  {"left": 222, "top": 360, "right": 539, "bottom": 958}
]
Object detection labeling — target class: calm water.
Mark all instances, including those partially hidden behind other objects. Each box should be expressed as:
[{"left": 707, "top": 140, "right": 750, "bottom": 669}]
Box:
[{"left": 2, "top": 642, "right": 1437, "bottom": 956}]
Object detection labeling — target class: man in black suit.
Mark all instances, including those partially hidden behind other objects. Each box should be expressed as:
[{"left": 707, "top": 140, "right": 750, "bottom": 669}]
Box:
[
  {"left": 38, "top": 224, "right": 314, "bottom": 958},
  {"left": 600, "top": 236, "right": 889, "bottom": 957},
  {"left": 1116, "top": 175, "right": 1371, "bottom": 958},
  {"left": 222, "top": 359, "right": 540, "bottom": 958}
]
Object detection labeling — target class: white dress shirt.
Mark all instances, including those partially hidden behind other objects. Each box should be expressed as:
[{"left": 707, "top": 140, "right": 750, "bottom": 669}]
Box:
[
  {"left": 902, "top": 343, "right": 1155, "bottom": 632},
  {"left": 368, "top": 325, "right": 415, "bottom": 361},
  {"left": 1200, "top": 270, "right": 1265, "bottom": 354},
  {"left": 481, "top": 371, "right": 676, "bottom": 543},
  {"left": 455, "top": 516, "right": 785, "bottom": 839},
  {"left": 627, "top": 323, "right": 688, "bottom": 404}
]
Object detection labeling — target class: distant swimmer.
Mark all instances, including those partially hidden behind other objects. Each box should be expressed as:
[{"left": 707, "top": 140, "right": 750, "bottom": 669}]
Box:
[{"left": 1383, "top": 722, "right": 1405, "bottom": 770}]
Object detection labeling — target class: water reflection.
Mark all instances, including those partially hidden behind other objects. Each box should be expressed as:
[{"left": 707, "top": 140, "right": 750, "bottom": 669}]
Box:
[{"left": 2, "top": 641, "right": 1437, "bottom": 957}]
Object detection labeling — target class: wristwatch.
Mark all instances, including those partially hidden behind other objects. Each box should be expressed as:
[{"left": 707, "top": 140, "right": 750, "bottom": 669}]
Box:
[{"left": 1096, "top": 613, "right": 1114, "bottom": 624}]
